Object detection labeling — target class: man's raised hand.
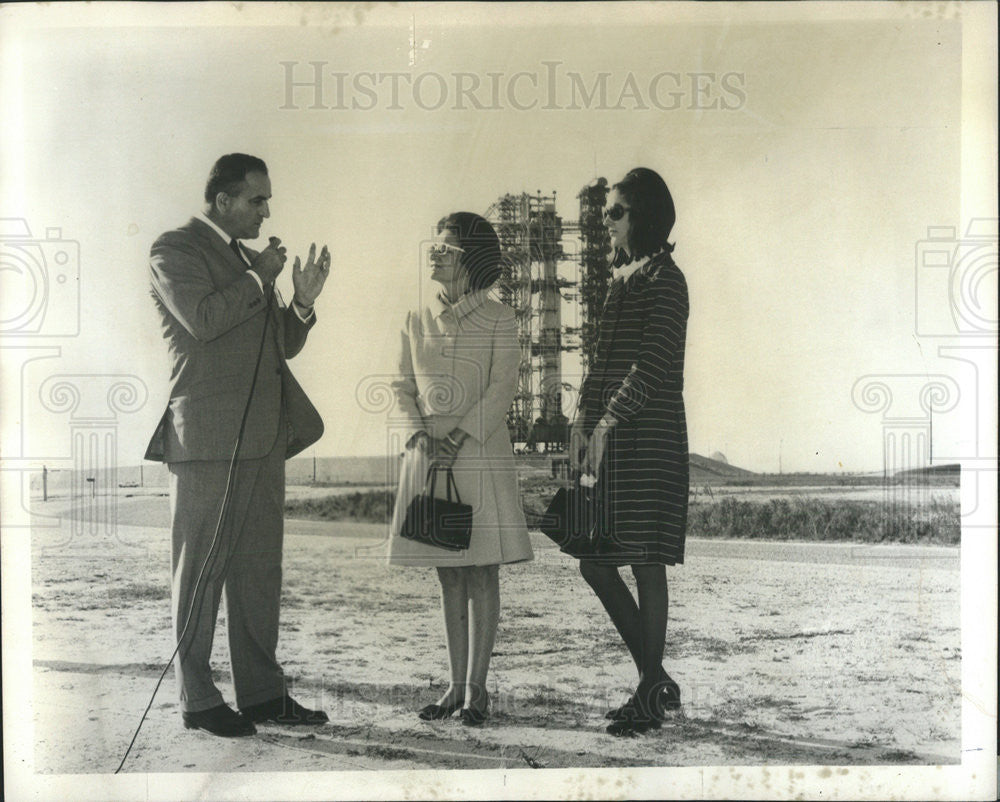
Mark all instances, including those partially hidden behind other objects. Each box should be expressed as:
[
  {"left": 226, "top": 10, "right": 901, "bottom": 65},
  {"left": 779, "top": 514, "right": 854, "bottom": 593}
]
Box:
[{"left": 292, "top": 243, "right": 331, "bottom": 309}]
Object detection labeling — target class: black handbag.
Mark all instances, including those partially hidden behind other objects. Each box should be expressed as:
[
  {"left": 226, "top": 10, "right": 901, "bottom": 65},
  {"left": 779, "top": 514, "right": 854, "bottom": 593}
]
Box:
[
  {"left": 539, "top": 477, "right": 608, "bottom": 558},
  {"left": 400, "top": 466, "right": 473, "bottom": 552}
]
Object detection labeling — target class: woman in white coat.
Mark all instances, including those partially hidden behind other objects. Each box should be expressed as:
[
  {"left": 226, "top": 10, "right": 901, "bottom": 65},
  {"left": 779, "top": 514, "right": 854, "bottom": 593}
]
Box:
[{"left": 387, "top": 212, "right": 533, "bottom": 725}]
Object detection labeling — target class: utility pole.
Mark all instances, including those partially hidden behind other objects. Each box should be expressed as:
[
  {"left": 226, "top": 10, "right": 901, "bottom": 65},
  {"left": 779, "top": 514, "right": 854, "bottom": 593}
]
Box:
[{"left": 928, "top": 398, "right": 933, "bottom": 466}]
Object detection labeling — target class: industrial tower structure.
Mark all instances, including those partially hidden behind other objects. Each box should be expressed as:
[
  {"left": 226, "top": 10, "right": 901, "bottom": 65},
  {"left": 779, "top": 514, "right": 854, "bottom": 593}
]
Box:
[{"left": 484, "top": 179, "right": 611, "bottom": 449}]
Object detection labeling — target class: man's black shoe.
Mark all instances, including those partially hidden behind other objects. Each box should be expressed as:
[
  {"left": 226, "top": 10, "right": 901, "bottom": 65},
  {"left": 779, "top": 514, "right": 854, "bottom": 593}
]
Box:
[
  {"left": 182, "top": 703, "right": 256, "bottom": 737},
  {"left": 240, "top": 695, "right": 329, "bottom": 725}
]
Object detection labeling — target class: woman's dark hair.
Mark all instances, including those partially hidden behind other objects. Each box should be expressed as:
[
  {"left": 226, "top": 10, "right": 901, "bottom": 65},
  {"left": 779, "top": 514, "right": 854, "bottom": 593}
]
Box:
[
  {"left": 204, "top": 153, "right": 268, "bottom": 203},
  {"left": 437, "top": 212, "right": 503, "bottom": 291},
  {"left": 613, "top": 167, "right": 676, "bottom": 258}
]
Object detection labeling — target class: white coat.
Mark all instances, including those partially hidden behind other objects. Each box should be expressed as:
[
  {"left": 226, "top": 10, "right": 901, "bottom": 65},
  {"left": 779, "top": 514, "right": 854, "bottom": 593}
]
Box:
[{"left": 387, "top": 290, "right": 534, "bottom": 567}]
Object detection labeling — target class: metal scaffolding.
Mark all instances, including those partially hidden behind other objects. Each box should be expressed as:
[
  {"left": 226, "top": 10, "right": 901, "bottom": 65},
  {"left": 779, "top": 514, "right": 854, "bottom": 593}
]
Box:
[
  {"left": 485, "top": 182, "right": 610, "bottom": 450},
  {"left": 576, "top": 178, "right": 612, "bottom": 375},
  {"left": 485, "top": 192, "right": 577, "bottom": 447}
]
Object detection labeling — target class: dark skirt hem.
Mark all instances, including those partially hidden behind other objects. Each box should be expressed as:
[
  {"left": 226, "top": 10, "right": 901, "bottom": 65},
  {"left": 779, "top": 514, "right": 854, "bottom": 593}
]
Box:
[
  {"left": 578, "top": 541, "right": 685, "bottom": 566},
  {"left": 578, "top": 554, "right": 683, "bottom": 567}
]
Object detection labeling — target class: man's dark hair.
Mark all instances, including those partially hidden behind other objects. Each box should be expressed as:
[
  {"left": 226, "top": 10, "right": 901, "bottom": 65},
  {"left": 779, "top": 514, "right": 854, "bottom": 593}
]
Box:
[
  {"left": 614, "top": 167, "right": 676, "bottom": 259},
  {"left": 204, "top": 154, "right": 268, "bottom": 204},
  {"left": 437, "top": 212, "right": 503, "bottom": 291}
]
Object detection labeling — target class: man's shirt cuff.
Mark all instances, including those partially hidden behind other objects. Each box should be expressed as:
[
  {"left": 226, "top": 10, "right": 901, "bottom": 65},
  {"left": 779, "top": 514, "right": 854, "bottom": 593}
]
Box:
[{"left": 292, "top": 299, "right": 315, "bottom": 322}]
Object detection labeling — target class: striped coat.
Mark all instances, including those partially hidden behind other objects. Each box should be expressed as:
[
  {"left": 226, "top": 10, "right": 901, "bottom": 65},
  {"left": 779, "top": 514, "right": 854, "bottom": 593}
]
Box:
[{"left": 578, "top": 252, "right": 689, "bottom": 565}]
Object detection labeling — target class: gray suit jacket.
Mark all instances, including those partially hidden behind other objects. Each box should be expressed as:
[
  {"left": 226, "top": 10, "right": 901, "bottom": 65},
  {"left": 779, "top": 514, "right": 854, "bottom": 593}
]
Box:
[{"left": 144, "top": 217, "right": 322, "bottom": 463}]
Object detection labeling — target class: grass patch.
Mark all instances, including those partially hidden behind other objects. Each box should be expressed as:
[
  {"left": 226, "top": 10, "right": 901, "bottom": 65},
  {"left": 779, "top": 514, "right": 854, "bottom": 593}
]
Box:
[
  {"left": 687, "top": 497, "right": 959, "bottom": 545},
  {"left": 521, "top": 477, "right": 959, "bottom": 543},
  {"left": 285, "top": 491, "right": 394, "bottom": 523},
  {"left": 364, "top": 744, "right": 412, "bottom": 761},
  {"left": 877, "top": 749, "right": 922, "bottom": 762},
  {"left": 286, "top": 485, "right": 960, "bottom": 545},
  {"left": 106, "top": 582, "right": 170, "bottom": 602}
]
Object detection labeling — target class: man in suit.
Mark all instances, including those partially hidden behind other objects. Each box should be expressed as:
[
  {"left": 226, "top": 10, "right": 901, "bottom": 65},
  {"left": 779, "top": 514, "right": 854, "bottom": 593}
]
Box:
[{"left": 145, "top": 153, "right": 330, "bottom": 737}]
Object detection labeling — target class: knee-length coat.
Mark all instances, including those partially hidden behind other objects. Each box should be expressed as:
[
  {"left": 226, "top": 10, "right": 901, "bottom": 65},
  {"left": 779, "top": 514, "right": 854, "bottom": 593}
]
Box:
[
  {"left": 578, "top": 252, "right": 689, "bottom": 565},
  {"left": 387, "top": 290, "right": 533, "bottom": 567}
]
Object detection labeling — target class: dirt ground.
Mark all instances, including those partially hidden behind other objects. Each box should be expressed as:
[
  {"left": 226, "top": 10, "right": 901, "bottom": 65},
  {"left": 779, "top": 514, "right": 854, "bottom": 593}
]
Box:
[{"left": 26, "top": 491, "right": 960, "bottom": 778}]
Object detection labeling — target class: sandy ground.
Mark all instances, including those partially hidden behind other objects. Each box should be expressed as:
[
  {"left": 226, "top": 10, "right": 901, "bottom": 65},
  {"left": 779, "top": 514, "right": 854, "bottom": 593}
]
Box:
[{"left": 26, "top": 491, "right": 960, "bottom": 776}]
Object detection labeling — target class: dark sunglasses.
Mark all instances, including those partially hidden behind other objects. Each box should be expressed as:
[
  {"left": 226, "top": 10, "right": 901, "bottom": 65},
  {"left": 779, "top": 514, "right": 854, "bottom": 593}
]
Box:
[
  {"left": 604, "top": 203, "right": 631, "bottom": 222},
  {"left": 428, "top": 242, "right": 466, "bottom": 257}
]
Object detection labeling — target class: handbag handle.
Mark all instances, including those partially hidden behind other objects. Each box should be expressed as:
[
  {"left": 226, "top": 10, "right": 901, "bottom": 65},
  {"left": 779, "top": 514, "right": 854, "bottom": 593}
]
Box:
[
  {"left": 424, "top": 464, "right": 463, "bottom": 505},
  {"left": 568, "top": 468, "right": 600, "bottom": 492}
]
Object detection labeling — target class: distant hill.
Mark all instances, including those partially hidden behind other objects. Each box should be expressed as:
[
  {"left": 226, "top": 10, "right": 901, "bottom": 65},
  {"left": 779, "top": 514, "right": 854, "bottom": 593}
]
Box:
[
  {"left": 895, "top": 463, "right": 960, "bottom": 485},
  {"left": 690, "top": 452, "right": 755, "bottom": 481}
]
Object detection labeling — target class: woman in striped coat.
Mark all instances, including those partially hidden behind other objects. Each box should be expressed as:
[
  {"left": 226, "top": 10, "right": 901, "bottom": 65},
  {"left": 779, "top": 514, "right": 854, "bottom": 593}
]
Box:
[{"left": 571, "top": 167, "right": 689, "bottom": 736}]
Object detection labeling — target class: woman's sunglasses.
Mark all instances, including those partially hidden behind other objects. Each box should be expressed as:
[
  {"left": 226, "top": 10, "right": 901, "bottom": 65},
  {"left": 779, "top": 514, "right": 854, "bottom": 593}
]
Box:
[
  {"left": 428, "top": 242, "right": 466, "bottom": 257},
  {"left": 604, "top": 203, "right": 631, "bottom": 222}
]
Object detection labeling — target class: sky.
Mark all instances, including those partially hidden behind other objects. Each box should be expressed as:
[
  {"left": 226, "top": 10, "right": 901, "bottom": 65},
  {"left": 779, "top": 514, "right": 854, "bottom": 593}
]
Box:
[{"left": 1, "top": 2, "right": 995, "bottom": 475}]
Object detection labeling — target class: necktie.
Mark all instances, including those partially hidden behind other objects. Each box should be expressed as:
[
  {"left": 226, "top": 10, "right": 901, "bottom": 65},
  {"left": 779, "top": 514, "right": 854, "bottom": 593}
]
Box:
[{"left": 229, "top": 238, "right": 245, "bottom": 265}]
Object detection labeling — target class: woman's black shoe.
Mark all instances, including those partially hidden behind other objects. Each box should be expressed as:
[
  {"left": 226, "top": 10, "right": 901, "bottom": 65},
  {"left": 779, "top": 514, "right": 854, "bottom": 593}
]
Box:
[
  {"left": 606, "top": 696, "right": 662, "bottom": 736},
  {"left": 606, "top": 677, "right": 681, "bottom": 719},
  {"left": 459, "top": 706, "right": 488, "bottom": 726},
  {"left": 660, "top": 679, "right": 681, "bottom": 711},
  {"left": 418, "top": 699, "right": 464, "bottom": 720}
]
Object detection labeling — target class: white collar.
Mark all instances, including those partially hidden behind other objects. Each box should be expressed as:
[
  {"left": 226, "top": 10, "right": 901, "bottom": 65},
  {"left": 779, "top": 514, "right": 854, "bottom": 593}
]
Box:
[
  {"left": 198, "top": 211, "right": 234, "bottom": 245},
  {"left": 613, "top": 254, "right": 652, "bottom": 284},
  {"left": 431, "top": 289, "right": 488, "bottom": 320}
]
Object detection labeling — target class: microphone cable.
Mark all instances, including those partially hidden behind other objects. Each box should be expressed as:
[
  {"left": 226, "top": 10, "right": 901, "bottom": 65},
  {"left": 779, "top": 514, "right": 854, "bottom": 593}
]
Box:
[{"left": 115, "top": 286, "right": 277, "bottom": 774}]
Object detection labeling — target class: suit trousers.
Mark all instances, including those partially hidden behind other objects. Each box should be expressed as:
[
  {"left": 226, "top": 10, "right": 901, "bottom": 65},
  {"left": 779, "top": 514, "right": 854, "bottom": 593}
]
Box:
[{"left": 168, "top": 436, "right": 287, "bottom": 713}]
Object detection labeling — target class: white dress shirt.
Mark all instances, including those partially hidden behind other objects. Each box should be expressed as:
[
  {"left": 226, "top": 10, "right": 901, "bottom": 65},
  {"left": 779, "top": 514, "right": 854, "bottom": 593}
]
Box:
[{"left": 197, "top": 212, "right": 313, "bottom": 322}]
